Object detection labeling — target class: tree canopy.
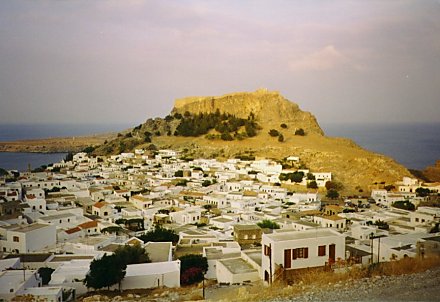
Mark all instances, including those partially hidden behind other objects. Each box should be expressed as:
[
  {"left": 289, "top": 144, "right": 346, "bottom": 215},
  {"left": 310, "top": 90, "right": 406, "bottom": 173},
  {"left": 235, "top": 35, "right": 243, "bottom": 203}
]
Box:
[
  {"left": 295, "top": 128, "right": 305, "bottom": 136},
  {"left": 84, "top": 254, "right": 126, "bottom": 290},
  {"left": 392, "top": 200, "right": 416, "bottom": 211},
  {"left": 307, "top": 181, "right": 318, "bottom": 189},
  {"left": 138, "top": 226, "right": 179, "bottom": 244},
  {"left": 257, "top": 219, "right": 280, "bottom": 229},
  {"left": 84, "top": 245, "right": 151, "bottom": 291},
  {"left": 179, "top": 254, "right": 208, "bottom": 285},
  {"left": 174, "top": 111, "right": 259, "bottom": 141},
  {"left": 326, "top": 189, "right": 340, "bottom": 199},
  {"left": 416, "top": 187, "right": 431, "bottom": 197},
  {"left": 279, "top": 171, "right": 304, "bottom": 183}
]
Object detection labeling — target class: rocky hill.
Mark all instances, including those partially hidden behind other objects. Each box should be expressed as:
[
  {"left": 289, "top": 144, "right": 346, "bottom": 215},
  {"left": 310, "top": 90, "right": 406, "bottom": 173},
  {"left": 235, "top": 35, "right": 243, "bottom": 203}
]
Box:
[
  {"left": 423, "top": 160, "right": 440, "bottom": 182},
  {"left": 93, "top": 89, "right": 411, "bottom": 193},
  {"left": 172, "top": 88, "right": 324, "bottom": 135}
]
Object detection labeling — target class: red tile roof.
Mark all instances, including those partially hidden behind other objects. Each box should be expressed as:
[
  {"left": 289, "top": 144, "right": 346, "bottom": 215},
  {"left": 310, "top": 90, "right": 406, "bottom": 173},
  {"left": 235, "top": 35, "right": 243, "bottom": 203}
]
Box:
[
  {"left": 93, "top": 201, "right": 108, "bottom": 209},
  {"left": 78, "top": 220, "right": 98, "bottom": 229},
  {"left": 65, "top": 227, "right": 81, "bottom": 234}
]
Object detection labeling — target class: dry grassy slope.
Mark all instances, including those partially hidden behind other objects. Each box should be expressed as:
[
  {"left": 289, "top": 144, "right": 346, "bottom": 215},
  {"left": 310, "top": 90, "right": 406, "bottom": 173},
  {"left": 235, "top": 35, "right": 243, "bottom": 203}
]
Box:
[
  {"left": 165, "top": 89, "right": 411, "bottom": 192},
  {"left": 423, "top": 160, "right": 440, "bottom": 182},
  {"left": 97, "top": 89, "right": 411, "bottom": 193}
]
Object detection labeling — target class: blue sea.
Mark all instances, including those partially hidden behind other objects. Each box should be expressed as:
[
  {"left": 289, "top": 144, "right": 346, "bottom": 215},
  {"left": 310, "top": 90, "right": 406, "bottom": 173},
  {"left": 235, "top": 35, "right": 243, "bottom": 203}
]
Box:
[
  {"left": 321, "top": 122, "right": 440, "bottom": 170},
  {"left": 0, "top": 123, "right": 131, "bottom": 171},
  {"left": 0, "top": 122, "right": 439, "bottom": 171}
]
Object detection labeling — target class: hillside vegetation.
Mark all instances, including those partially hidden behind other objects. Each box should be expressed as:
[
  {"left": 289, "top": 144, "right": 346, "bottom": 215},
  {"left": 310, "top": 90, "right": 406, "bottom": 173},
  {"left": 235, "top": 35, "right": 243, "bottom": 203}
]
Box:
[{"left": 93, "top": 89, "right": 411, "bottom": 193}]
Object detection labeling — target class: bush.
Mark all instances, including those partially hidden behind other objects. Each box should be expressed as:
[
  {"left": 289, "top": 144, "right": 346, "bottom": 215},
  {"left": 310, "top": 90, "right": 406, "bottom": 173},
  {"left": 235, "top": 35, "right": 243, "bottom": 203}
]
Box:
[
  {"left": 269, "top": 129, "right": 279, "bottom": 137},
  {"left": 179, "top": 254, "right": 208, "bottom": 285},
  {"left": 257, "top": 219, "right": 280, "bottom": 229},
  {"left": 392, "top": 200, "right": 415, "bottom": 211},
  {"left": 138, "top": 226, "right": 179, "bottom": 244},
  {"left": 326, "top": 189, "right": 339, "bottom": 199},
  {"left": 295, "top": 128, "right": 305, "bottom": 136},
  {"left": 278, "top": 134, "right": 284, "bottom": 142},
  {"left": 307, "top": 181, "right": 318, "bottom": 189},
  {"left": 280, "top": 123, "right": 288, "bottom": 129},
  {"left": 416, "top": 187, "right": 431, "bottom": 197}
]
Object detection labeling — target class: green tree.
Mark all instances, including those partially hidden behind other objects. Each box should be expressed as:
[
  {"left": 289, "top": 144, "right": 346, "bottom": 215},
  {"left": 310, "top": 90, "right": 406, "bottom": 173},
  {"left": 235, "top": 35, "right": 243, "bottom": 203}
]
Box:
[
  {"left": 0, "top": 168, "right": 9, "bottom": 177},
  {"left": 326, "top": 189, "right": 339, "bottom": 199},
  {"left": 114, "top": 244, "right": 150, "bottom": 265},
  {"left": 295, "top": 128, "right": 305, "bottom": 136},
  {"left": 307, "top": 173, "right": 315, "bottom": 180},
  {"left": 307, "top": 181, "right": 318, "bottom": 189},
  {"left": 138, "top": 226, "right": 179, "bottom": 244},
  {"left": 268, "top": 129, "right": 279, "bottom": 137},
  {"left": 280, "top": 123, "right": 288, "bottom": 129},
  {"left": 82, "top": 146, "right": 96, "bottom": 154},
  {"left": 64, "top": 152, "right": 74, "bottom": 162},
  {"left": 84, "top": 254, "right": 126, "bottom": 291},
  {"left": 290, "top": 171, "right": 304, "bottom": 183},
  {"left": 38, "top": 267, "right": 55, "bottom": 285},
  {"left": 202, "top": 180, "right": 211, "bottom": 187},
  {"left": 174, "top": 170, "right": 184, "bottom": 177},
  {"left": 392, "top": 200, "right": 415, "bottom": 211},
  {"left": 415, "top": 187, "right": 431, "bottom": 197},
  {"left": 278, "top": 134, "right": 284, "bottom": 142},
  {"left": 384, "top": 185, "right": 395, "bottom": 191},
  {"left": 257, "top": 219, "right": 280, "bottom": 229},
  {"left": 179, "top": 254, "right": 208, "bottom": 285},
  {"left": 325, "top": 181, "right": 343, "bottom": 191}
]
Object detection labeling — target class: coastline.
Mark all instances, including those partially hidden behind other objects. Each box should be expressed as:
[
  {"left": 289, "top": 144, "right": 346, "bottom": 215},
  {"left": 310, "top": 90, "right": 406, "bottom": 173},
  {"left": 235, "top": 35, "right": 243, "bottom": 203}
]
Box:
[{"left": 0, "top": 133, "right": 114, "bottom": 153}]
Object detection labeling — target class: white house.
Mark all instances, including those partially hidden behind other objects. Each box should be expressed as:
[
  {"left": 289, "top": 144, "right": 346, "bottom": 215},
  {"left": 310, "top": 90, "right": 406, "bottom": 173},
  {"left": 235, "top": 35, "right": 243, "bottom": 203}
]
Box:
[
  {"left": 261, "top": 228, "right": 345, "bottom": 282},
  {"left": 215, "top": 257, "right": 260, "bottom": 285},
  {"left": 312, "top": 215, "right": 346, "bottom": 231},
  {"left": 0, "top": 269, "right": 42, "bottom": 301},
  {"left": 0, "top": 223, "right": 56, "bottom": 253},
  {"left": 119, "top": 261, "right": 181, "bottom": 290}
]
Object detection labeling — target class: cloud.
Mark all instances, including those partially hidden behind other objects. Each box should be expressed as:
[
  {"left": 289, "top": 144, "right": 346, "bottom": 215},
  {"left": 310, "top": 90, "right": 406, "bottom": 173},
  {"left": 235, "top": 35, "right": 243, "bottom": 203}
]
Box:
[{"left": 289, "top": 45, "right": 356, "bottom": 71}]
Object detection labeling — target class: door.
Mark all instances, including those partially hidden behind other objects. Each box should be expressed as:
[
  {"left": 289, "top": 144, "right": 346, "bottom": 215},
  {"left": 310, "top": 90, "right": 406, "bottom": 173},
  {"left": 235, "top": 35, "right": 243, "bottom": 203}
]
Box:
[
  {"left": 284, "top": 249, "right": 292, "bottom": 269},
  {"left": 329, "top": 244, "right": 336, "bottom": 263}
]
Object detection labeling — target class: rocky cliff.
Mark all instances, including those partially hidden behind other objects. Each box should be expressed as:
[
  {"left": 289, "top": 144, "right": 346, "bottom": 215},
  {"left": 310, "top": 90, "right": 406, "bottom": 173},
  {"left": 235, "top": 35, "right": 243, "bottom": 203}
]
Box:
[{"left": 172, "top": 88, "right": 324, "bottom": 135}]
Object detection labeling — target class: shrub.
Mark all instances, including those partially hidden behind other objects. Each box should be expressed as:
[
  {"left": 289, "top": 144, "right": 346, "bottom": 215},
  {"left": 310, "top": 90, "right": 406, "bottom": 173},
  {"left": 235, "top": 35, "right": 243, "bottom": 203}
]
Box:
[
  {"left": 392, "top": 200, "right": 415, "bottom": 211},
  {"left": 326, "top": 189, "right": 339, "bottom": 199},
  {"left": 269, "top": 129, "right": 279, "bottom": 137},
  {"left": 278, "top": 134, "right": 284, "bottom": 142},
  {"left": 179, "top": 254, "right": 208, "bottom": 285},
  {"left": 257, "top": 219, "right": 280, "bottom": 229},
  {"left": 295, "top": 128, "right": 305, "bottom": 136},
  {"left": 280, "top": 123, "right": 288, "bottom": 129},
  {"left": 307, "top": 181, "right": 318, "bottom": 189}
]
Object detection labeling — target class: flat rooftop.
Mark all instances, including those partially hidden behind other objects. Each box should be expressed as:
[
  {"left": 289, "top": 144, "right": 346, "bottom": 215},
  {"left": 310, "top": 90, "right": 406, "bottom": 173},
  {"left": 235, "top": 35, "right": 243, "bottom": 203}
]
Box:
[
  {"left": 218, "top": 258, "right": 258, "bottom": 275},
  {"left": 266, "top": 228, "right": 342, "bottom": 242},
  {"left": 11, "top": 224, "right": 51, "bottom": 233}
]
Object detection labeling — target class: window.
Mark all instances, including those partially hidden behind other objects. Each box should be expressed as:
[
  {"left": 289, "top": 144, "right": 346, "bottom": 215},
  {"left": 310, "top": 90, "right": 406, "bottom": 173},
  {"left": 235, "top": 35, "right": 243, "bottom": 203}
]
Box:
[
  {"left": 264, "top": 245, "right": 271, "bottom": 256},
  {"left": 292, "top": 247, "right": 308, "bottom": 259},
  {"left": 13, "top": 236, "right": 19, "bottom": 242},
  {"left": 318, "top": 245, "right": 326, "bottom": 256}
]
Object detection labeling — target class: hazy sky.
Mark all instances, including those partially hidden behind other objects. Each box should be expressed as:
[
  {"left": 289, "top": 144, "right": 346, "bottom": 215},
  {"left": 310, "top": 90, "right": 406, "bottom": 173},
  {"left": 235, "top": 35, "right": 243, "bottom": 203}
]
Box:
[{"left": 1, "top": 0, "right": 439, "bottom": 126}]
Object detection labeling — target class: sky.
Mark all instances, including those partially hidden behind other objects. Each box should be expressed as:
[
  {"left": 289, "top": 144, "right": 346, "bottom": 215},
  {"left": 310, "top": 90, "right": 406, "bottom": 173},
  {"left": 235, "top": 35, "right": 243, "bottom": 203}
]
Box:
[{"left": 0, "top": 0, "right": 439, "bottom": 126}]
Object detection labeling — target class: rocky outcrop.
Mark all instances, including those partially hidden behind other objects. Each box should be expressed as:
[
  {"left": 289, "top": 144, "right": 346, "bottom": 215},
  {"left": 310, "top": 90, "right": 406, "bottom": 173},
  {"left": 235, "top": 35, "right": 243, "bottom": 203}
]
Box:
[
  {"left": 423, "top": 160, "right": 440, "bottom": 182},
  {"left": 172, "top": 89, "right": 324, "bottom": 135}
]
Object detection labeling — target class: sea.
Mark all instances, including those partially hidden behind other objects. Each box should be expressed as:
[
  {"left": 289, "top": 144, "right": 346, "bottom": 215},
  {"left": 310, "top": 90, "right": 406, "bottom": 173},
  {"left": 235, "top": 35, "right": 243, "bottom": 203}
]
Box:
[
  {"left": 321, "top": 122, "right": 440, "bottom": 170},
  {"left": 0, "top": 123, "right": 132, "bottom": 172},
  {"left": 0, "top": 122, "right": 439, "bottom": 172}
]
